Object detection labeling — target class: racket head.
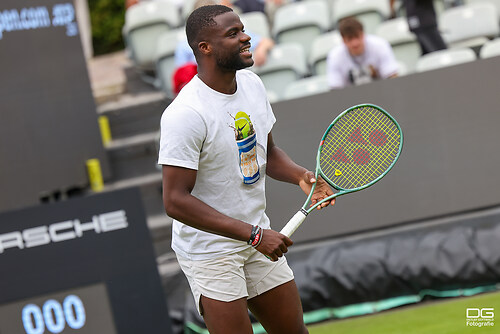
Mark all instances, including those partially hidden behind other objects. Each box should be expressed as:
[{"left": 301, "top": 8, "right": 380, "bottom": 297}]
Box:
[{"left": 317, "top": 104, "right": 403, "bottom": 192}]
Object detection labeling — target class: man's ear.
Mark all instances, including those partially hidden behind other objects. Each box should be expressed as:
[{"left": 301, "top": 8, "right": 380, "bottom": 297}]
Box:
[{"left": 198, "top": 41, "right": 211, "bottom": 55}]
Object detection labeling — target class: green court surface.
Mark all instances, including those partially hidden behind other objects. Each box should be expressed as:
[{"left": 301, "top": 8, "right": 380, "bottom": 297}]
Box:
[{"left": 308, "top": 291, "right": 500, "bottom": 334}]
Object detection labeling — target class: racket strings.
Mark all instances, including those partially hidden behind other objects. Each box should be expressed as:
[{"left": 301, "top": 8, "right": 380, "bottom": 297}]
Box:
[
  {"left": 319, "top": 106, "right": 401, "bottom": 190},
  {"left": 329, "top": 112, "right": 399, "bottom": 188},
  {"left": 326, "top": 108, "right": 399, "bottom": 187}
]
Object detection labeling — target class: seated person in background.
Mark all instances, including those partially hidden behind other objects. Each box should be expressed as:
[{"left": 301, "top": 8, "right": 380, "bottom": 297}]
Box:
[
  {"left": 172, "top": 0, "right": 274, "bottom": 95},
  {"left": 326, "top": 17, "right": 399, "bottom": 90},
  {"left": 172, "top": 62, "right": 198, "bottom": 95}
]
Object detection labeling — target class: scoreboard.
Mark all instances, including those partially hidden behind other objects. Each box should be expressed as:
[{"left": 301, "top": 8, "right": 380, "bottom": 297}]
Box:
[
  {"left": 0, "top": 284, "right": 117, "bottom": 333},
  {"left": 0, "top": 188, "right": 173, "bottom": 334}
]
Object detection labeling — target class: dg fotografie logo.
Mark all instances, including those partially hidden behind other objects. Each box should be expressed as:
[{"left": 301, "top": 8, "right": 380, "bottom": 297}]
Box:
[{"left": 466, "top": 308, "right": 495, "bottom": 327}]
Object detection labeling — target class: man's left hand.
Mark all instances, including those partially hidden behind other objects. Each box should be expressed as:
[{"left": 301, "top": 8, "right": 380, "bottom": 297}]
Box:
[{"left": 298, "top": 171, "right": 335, "bottom": 210}]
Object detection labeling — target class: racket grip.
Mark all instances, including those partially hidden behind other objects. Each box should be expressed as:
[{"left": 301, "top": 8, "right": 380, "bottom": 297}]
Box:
[{"left": 280, "top": 210, "right": 307, "bottom": 237}]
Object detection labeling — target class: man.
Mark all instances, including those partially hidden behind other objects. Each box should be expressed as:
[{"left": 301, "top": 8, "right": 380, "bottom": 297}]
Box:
[
  {"left": 326, "top": 17, "right": 399, "bottom": 89},
  {"left": 158, "top": 4, "right": 334, "bottom": 334},
  {"left": 390, "top": 0, "right": 447, "bottom": 55}
]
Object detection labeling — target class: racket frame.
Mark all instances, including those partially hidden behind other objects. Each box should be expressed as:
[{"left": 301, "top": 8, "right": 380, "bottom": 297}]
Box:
[{"left": 280, "top": 103, "right": 403, "bottom": 237}]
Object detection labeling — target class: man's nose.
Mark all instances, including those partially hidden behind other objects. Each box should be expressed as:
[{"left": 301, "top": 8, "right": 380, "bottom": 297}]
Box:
[{"left": 240, "top": 32, "right": 251, "bottom": 42}]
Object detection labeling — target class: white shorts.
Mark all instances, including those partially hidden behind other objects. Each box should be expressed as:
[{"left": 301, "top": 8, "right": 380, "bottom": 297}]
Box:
[{"left": 176, "top": 247, "right": 294, "bottom": 315}]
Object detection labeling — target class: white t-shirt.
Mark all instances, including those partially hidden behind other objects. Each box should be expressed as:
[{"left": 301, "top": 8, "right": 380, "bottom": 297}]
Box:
[
  {"left": 158, "top": 69, "right": 276, "bottom": 260},
  {"left": 326, "top": 34, "right": 399, "bottom": 89}
]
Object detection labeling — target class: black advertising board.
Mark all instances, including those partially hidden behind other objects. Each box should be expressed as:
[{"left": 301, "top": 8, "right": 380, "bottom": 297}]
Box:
[
  {"left": 267, "top": 57, "right": 500, "bottom": 242},
  {"left": 0, "top": 188, "right": 173, "bottom": 334},
  {"left": 0, "top": 0, "right": 110, "bottom": 212}
]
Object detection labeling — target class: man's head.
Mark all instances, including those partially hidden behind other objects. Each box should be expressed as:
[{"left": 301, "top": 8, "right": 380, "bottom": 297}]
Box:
[
  {"left": 186, "top": 5, "right": 253, "bottom": 71},
  {"left": 338, "top": 17, "right": 365, "bottom": 57}
]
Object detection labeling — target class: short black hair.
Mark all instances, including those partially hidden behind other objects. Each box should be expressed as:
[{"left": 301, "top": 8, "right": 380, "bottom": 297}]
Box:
[{"left": 186, "top": 5, "right": 233, "bottom": 54}]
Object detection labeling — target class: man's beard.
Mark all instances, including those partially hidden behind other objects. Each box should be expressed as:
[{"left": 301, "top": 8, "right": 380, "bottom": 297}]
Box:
[{"left": 215, "top": 50, "right": 253, "bottom": 71}]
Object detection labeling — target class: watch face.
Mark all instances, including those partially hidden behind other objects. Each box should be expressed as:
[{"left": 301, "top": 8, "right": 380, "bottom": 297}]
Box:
[{"left": 0, "top": 283, "right": 116, "bottom": 334}]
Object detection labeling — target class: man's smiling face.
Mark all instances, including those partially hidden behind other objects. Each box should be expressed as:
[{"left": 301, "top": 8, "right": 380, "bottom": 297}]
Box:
[{"left": 208, "top": 11, "right": 254, "bottom": 71}]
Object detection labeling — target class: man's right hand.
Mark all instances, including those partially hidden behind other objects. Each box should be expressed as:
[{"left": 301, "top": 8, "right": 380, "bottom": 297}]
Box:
[{"left": 255, "top": 229, "right": 293, "bottom": 261}]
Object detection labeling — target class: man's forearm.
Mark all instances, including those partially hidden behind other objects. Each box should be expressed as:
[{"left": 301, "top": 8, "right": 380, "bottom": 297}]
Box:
[
  {"left": 162, "top": 166, "right": 252, "bottom": 242},
  {"left": 164, "top": 190, "right": 253, "bottom": 242},
  {"left": 266, "top": 143, "right": 307, "bottom": 185}
]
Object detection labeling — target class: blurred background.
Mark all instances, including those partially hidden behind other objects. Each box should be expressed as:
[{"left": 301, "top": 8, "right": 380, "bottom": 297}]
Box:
[{"left": 1, "top": 0, "right": 500, "bottom": 333}]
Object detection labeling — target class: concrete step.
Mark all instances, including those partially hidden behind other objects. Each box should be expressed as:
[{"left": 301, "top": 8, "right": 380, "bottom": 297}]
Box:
[
  {"left": 100, "top": 118, "right": 163, "bottom": 218},
  {"left": 106, "top": 131, "right": 160, "bottom": 181},
  {"left": 149, "top": 214, "right": 174, "bottom": 257},
  {"left": 97, "top": 91, "right": 170, "bottom": 139},
  {"left": 106, "top": 130, "right": 159, "bottom": 150},
  {"left": 102, "top": 171, "right": 164, "bottom": 216},
  {"left": 88, "top": 52, "right": 175, "bottom": 258},
  {"left": 96, "top": 91, "right": 172, "bottom": 255}
]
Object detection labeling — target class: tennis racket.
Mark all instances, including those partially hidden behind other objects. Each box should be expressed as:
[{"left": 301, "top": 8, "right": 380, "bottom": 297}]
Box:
[{"left": 280, "top": 103, "right": 403, "bottom": 237}]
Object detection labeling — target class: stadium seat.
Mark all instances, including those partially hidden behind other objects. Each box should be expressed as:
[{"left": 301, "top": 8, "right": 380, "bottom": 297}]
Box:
[
  {"left": 479, "top": 37, "right": 500, "bottom": 58},
  {"left": 302, "top": 0, "right": 336, "bottom": 9},
  {"left": 308, "top": 31, "right": 343, "bottom": 76},
  {"left": 181, "top": 0, "right": 197, "bottom": 22},
  {"left": 397, "top": 61, "right": 409, "bottom": 76},
  {"left": 376, "top": 17, "right": 421, "bottom": 73},
  {"left": 240, "top": 11, "right": 271, "bottom": 39},
  {"left": 439, "top": 3, "right": 500, "bottom": 49},
  {"left": 155, "top": 28, "right": 186, "bottom": 98},
  {"left": 415, "top": 48, "right": 477, "bottom": 72},
  {"left": 433, "top": 0, "right": 447, "bottom": 16},
  {"left": 332, "top": 0, "right": 391, "bottom": 34},
  {"left": 124, "top": 1, "right": 181, "bottom": 71},
  {"left": 252, "top": 43, "right": 308, "bottom": 100},
  {"left": 272, "top": 0, "right": 330, "bottom": 58},
  {"left": 283, "top": 75, "right": 330, "bottom": 100},
  {"left": 266, "top": 90, "right": 280, "bottom": 104},
  {"left": 464, "top": 0, "right": 500, "bottom": 21}
]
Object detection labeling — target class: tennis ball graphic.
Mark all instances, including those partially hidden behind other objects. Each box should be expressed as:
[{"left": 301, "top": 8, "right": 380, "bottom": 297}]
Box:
[{"left": 234, "top": 111, "right": 253, "bottom": 139}]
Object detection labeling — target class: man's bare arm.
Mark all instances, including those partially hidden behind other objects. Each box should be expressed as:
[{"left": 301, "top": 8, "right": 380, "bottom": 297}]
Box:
[
  {"left": 162, "top": 165, "right": 292, "bottom": 260},
  {"left": 162, "top": 165, "right": 252, "bottom": 241}
]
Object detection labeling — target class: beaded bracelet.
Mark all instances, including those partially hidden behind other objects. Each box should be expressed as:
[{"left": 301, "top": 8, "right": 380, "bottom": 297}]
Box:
[
  {"left": 247, "top": 225, "right": 262, "bottom": 247},
  {"left": 251, "top": 228, "right": 263, "bottom": 248}
]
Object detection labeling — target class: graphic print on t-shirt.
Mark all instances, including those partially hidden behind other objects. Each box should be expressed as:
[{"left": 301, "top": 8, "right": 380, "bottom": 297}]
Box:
[{"left": 230, "top": 111, "right": 260, "bottom": 184}]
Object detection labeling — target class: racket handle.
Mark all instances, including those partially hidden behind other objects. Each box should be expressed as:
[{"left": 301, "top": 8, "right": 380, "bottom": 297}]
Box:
[{"left": 280, "top": 210, "right": 307, "bottom": 237}]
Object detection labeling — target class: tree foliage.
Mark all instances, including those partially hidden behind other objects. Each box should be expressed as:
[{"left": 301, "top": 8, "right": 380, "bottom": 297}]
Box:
[{"left": 89, "top": 0, "right": 126, "bottom": 55}]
